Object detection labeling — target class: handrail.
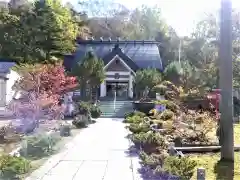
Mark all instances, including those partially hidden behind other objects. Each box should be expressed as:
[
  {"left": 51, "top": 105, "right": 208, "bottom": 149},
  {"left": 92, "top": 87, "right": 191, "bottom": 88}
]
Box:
[{"left": 113, "top": 90, "right": 116, "bottom": 112}]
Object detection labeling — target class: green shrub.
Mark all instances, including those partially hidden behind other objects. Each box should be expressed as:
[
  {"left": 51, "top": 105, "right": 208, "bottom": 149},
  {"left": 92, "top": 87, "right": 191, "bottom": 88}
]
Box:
[
  {"left": 72, "top": 114, "right": 89, "bottom": 128},
  {"left": 124, "top": 111, "right": 146, "bottom": 119},
  {"left": 127, "top": 122, "right": 150, "bottom": 134},
  {"left": 123, "top": 115, "right": 144, "bottom": 124},
  {"left": 0, "top": 124, "right": 22, "bottom": 143},
  {"left": 75, "top": 102, "right": 101, "bottom": 118},
  {"left": 153, "top": 81, "right": 180, "bottom": 100},
  {"left": 162, "top": 156, "right": 197, "bottom": 180},
  {"left": 0, "top": 154, "right": 30, "bottom": 178},
  {"left": 151, "top": 120, "right": 164, "bottom": 129},
  {"left": 162, "top": 120, "right": 174, "bottom": 130},
  {"left": 78, "top": 101, "right": 91, "bottom": 115},
  {"left": 152, "top": 84, "right": 168, "bottom": 95},
  {"left": 19, "top": 132, "right": 61, "bottom": 159},
  {"left": 130, "top": 131, "right": 167, "bottom": 149},
  {"left": 165, "top": 90, "right": 178, "bottom": 100},
  {"left": 161, "top": 81, "right": 179, "bottom": 92},
  {"left": 160, "top": 110, "right": 174, "bottom": 121},
  {"left": 60, "top": 124, "right": 71, "bottom": 137},
  {"left": 139, "top": 151, "right": 167, "bottom": 169},
  {"left": 90, "top": 105, "right": 102, "bottom": 118}
]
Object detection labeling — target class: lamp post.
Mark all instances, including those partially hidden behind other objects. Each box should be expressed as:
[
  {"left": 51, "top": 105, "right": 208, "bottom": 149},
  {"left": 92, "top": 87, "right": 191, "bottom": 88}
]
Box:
[{"left": 219, "top": 0, "right": 234, "bottom": 161}]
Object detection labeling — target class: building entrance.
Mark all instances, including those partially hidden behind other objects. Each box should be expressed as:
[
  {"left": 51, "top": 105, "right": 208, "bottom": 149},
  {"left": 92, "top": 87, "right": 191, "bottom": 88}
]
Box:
[{"left": 106, "top": 81, "right": 128, "bottom": 99}]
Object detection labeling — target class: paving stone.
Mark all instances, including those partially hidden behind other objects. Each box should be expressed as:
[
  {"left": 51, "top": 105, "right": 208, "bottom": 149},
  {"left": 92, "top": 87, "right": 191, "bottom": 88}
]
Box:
[
  {"left": 41, "top": 174, "right": 74, "bottom": 180},
  {"left": 63, "top": 149, "right": 110, "bottom": 161},
  {"left": 25, "top": 118, "right": 140, "bottom": 180},
  {"left": 47, "top": 160, "right": 83, "bottom": 176},
  {"left": 103, "top": 160, "right": 133, "bottom": 180},
  {"left": 25, "top": 151, "right": 69, "bottom": 180},
  {"left": 108, "top": 150, "right": 131, "bottom": 160},
  {"left": 73, "top": 160, "right": 107, "bottom": 180}
]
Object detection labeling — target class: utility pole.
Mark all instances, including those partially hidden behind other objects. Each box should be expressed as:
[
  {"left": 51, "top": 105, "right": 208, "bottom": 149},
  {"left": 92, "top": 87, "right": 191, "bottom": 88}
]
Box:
[
  {"left": 178, "top": 39, "right": 181, "bottom": 64},
  {"left": 219, "top": 0, "right": 234, "bottom": 161}
]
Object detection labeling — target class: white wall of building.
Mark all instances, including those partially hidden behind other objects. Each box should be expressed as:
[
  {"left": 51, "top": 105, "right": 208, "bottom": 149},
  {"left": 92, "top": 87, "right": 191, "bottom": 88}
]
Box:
[{"left": 5, "top": 70, "right": 21, "bottom": 104}]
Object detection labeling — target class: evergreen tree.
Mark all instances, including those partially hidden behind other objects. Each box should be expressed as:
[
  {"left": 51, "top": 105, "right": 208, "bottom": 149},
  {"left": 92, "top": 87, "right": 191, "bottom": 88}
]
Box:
[{"left": 69, "top": 51, "right": 105, "bottom": 99}]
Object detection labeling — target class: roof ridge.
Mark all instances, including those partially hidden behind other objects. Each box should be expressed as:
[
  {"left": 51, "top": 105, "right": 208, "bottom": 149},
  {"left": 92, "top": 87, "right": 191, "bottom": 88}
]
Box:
[{"left": 76, "top": 39, "right": 160, "bottom": 45}]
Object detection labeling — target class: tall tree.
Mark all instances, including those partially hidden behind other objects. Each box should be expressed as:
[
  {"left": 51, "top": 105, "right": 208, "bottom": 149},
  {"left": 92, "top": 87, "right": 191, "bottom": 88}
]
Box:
[
  {"left": 69, "top": 51, "right": 105, "bottom": 99},
  {"left": 78, "top": 0, "right": 130, "bottom": 38},
  {"left": 13, "top": 63, "right": 78, "bottom": 97},
  {"left": 65, "top": 2, "right": 91, "bottom": 38},
  {"left": 0, "top": 0, "right": 80, "bottom": 63},
  {"left": 135, "top": 68, "right": 162, "bottom": 98},
  {"left": 32, "top": 0, "right": 79, "bottom": 60},
  {"left": 125, "top": 5, "right": 168, "bottom": 40},
  {"left": 9, "top": 63, "right": 77, "bottom": 128},
  {"left": 181, "top": 11, "right": 240, "bottom": 90},
  {"left": 0, "top": 12, "right": 24, "bottom": 61}
]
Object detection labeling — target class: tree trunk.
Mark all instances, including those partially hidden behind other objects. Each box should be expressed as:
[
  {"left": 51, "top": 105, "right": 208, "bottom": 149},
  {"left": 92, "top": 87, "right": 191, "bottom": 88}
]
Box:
[
  {"left": 46, "top": 51, "right": 50, "bottom": 61},
  {"left": 89, "top": 87, "right": 93, "bottom": 101},
  {"left": 216, "top": 68, "right": 220, "bottom": 88},
  {"left": 80, "top": 85, "right": 86, "bottom": 101}
]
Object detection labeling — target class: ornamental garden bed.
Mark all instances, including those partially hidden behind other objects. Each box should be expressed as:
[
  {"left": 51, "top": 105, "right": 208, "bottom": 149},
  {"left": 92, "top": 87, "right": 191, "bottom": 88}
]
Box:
[
  {"left": 0, "top": 120, "right": 86, "bottom": 180},
  {"left": 20, "top": 101, "right": 101, "bottom": 179},
  {"left": 0, "top": 119, "right": 75, "bottom": 179},
  {"left": 19, "top": 124, "right": 83, "bottom": 180},
  {"left": 132, "top": 101, "right": 155, "bottom": 114},
  {"left": 124, "top": 97, "right": 240, "bottom": 180}
]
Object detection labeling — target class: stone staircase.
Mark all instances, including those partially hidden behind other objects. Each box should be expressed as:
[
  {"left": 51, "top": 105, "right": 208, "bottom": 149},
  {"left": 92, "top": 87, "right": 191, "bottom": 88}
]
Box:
[{"left": 99, "top": 100, "right": 133, "bottom": 118}]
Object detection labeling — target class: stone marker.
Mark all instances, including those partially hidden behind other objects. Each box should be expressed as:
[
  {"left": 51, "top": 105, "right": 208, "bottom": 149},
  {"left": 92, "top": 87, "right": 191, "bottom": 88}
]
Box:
[{"left": 197, "top": 167, "right": 205, "bottom": 180}]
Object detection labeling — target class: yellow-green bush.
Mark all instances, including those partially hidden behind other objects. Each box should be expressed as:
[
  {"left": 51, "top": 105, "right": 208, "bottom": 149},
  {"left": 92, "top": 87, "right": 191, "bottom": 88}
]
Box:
[
  {"left": 160, "top": 110, "right": 175, "bottom": 121},
  {"left": 0, "top": 154, "right": 31, "bottom": 179}
]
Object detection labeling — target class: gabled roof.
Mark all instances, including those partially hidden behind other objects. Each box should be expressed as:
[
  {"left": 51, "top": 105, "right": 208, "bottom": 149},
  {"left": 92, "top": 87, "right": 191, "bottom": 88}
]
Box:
[
  {"left": 102, "top": 45, "right": 138, "bottom": 71},
  {"left": 63, "top": 40, "right": 163, "bottom": 71}
]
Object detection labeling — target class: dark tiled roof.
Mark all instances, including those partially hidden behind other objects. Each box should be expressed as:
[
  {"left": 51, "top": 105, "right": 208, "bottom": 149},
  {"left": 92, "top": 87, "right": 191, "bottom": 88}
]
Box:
[
  {"left": 64, "top": 40, "right": 163, "bottom": 71},
  {"left": 102, "top": 45, "right": 139, "bottom": 71},
  {"left": 0, "top": 59, "right": 16, "bottom": 73}
]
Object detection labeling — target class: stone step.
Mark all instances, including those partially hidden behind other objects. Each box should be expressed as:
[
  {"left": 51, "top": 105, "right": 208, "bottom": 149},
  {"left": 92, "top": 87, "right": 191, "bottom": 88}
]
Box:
[
  {"left": 100, "top": 103, "right": 132, "bottom": 107},
  {"left": 100, "top": 108, "right": 133, "bottom": 113},
  {"left": 100, "top": 105, "right": 132, "bottom": 108},
  {"left": 100, "top": 103, "right": 132, "bottom": 105},
  {"left": 100, "top": 106, "right": 132, "bottom": 109},
  {"left": 100, "top": 113, "right": 125, "bottom": 118},
  {"left": 99, "top": 100, "right": 133, "bottom": 118},
  {"left": 101, "top": 104, "right": 132, "bottom": 106},
  {"left": 101, "top": 109, "right": 133, "bottom": 114},
  {"left": 100, "top": 101, "right": 132, "bottom": 104}
]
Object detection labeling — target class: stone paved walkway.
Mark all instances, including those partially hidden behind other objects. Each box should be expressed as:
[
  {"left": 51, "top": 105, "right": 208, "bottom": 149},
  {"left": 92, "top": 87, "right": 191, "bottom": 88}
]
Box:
[{"left": 26, "top": 118, "right": 142, "bottom": 180}]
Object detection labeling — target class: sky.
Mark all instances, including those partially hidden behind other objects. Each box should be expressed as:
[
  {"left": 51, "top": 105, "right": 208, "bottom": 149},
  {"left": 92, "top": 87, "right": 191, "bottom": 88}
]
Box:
[
  {"left": 3, "top": 0, "right": 240, "bottom": 36},
  {"left": 114, "top": 0, "right": 240, "bottom": 36}
]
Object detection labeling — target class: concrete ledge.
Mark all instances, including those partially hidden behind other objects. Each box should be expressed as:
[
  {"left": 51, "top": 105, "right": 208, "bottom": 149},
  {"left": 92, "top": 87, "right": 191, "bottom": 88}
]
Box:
[{"left": 175, "top": 145, "right": 240, "bottom": 152}]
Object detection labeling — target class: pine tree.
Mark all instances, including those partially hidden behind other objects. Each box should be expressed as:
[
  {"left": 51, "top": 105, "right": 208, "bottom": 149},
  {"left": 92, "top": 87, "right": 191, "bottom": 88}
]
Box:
[{"left": 69, "top": 51, "right": 105, "bottom": 99}]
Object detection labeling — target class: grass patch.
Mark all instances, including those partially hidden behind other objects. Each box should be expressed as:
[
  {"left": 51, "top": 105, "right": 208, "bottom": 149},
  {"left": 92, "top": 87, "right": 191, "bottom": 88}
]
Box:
[
  {"left": 189, "top": 153, "right": 240, "bottom": 180},
  {"left": 188, "top": 124, "right": 240, "bottom": 179},
  {"left": 234, "top": 124, "right": 240, "bottom": 145}
]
